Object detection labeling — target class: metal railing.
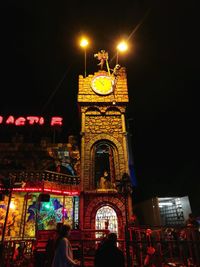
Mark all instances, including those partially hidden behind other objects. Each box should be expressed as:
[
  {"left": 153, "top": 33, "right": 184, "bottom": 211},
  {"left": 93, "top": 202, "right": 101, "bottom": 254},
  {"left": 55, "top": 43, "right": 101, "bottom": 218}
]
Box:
[
  {"left": 0, "top": 226, "right": 200, "bottom": 267},
  {"left": 128, "top": 226, "right": 200, "bottom": 267},
  {"left": 1, "top": 170, "right": 80, "bottom": 185}
]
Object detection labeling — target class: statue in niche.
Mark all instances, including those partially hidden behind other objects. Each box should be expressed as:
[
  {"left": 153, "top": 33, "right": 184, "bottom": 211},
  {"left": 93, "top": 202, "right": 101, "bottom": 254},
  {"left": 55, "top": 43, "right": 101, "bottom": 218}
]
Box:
[
  {"left": 98, "top": 170, "right": 116, "bottom": 190},
  {"left": 99, "top": 170, "right": 109, "bottom": 189}
]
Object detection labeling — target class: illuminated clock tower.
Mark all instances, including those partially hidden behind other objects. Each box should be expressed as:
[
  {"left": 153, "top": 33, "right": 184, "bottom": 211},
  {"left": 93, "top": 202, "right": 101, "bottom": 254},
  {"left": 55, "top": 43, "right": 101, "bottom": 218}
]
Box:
[{"left": 78, "top": 51, "right": 132, "bottom": 237}]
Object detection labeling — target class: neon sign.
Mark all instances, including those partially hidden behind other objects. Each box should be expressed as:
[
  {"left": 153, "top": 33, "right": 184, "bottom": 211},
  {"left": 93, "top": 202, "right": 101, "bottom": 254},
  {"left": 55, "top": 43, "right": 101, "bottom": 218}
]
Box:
[
  {"left": 0, "top": 115, "right": 63, "bottom": 126},
  {"left": 0, "top": 187, "right": 80, "bottom": 196}
]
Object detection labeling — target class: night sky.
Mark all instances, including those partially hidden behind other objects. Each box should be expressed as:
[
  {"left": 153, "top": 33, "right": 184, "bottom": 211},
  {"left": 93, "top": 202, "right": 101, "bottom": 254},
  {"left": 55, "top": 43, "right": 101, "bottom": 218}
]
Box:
[{"left": 1, "top": 1, "right": 199, "bottom": 214}]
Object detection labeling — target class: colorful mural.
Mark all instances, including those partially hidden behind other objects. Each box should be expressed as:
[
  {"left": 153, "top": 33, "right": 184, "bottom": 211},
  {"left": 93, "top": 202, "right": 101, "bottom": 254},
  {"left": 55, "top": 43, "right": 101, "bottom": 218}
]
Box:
[
  {"left": 47, "top": 136, "right": 80, "bottom": 176},
  {"left": 0, "top": 135, "right": 80, "bottom": 177},
  {"left": 0, "top": 192, "right": 79, "bottom": 240}
]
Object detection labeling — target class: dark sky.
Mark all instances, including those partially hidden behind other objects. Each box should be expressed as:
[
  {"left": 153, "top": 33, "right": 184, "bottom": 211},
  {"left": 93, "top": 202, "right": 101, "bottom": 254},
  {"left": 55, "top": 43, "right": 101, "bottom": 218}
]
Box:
[{"left": 1, "top": 1, "right": 199, "bottom": 214}]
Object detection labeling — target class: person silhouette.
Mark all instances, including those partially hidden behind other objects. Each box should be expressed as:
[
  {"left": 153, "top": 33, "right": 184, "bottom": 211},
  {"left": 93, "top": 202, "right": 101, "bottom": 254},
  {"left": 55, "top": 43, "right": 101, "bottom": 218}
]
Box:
[
  {"left": 94, "top": 232, "right": 125, "bottom": 267},
  {"left": 51, "top": 224, "right": 80, "bottom": 267}
]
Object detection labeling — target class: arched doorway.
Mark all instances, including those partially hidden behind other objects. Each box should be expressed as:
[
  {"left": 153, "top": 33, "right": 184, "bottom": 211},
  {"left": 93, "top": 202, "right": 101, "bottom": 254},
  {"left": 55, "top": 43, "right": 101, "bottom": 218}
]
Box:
[{"left": 95, "top": 205, "right": 118, "bottom": 237}]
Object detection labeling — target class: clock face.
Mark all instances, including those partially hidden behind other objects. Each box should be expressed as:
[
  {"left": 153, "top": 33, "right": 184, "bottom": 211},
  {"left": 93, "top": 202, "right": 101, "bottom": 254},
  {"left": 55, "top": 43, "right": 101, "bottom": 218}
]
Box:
[{"left": 91, "top": 75, "right": 114, "bottom": 95}]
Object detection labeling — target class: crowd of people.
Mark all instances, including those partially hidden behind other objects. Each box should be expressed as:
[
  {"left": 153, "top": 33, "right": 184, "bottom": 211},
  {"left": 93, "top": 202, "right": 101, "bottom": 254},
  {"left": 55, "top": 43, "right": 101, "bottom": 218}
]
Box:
[
  {"left": 43, "top": 212, "right": 200, "bottom": 267},
  {"left": 1, "top": 215, "right": 199, "bottom": 267},
  {"left": 44, "top": 224, "right": 125, "bottom": 267}
]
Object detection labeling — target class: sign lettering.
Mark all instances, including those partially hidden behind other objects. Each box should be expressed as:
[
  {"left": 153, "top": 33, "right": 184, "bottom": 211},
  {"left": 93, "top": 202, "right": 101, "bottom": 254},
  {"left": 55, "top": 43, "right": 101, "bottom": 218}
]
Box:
[{"left": 0, "top": 115, "right": 63, "bottom": 126}]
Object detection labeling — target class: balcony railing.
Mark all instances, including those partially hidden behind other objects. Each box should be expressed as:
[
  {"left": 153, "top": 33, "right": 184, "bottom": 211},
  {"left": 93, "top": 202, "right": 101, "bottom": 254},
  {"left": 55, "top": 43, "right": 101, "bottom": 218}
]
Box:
[{"left": 0, "top": 170, "right": 80, "bottom": 186}]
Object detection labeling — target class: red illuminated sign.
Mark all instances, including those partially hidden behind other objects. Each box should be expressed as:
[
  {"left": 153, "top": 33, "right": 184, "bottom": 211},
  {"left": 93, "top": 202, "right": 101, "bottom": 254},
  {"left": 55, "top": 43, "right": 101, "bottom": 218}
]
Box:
[
  {"left": 0, "top": 187, "right": 80, "bottom": 196},
  {"left": 0, "top": 115, "right": 63, "bottom": 126}
]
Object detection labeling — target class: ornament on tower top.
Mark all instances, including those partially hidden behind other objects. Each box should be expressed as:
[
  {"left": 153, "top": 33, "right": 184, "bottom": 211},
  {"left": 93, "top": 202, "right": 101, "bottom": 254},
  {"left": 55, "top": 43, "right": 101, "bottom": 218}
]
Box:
[
  {"left": 94, "top": 50, "right": 111, "bottom": 75},
  {"left": 94, "top": 50, "right": 108, "bottom": 70}
]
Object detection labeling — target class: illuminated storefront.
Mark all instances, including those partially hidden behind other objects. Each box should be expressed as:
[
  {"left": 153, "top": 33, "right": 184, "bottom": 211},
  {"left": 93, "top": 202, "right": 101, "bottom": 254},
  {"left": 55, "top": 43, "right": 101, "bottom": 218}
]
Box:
[
  {"left": 0, "top": 190, "right": 79, "bottom": 240},
  {"left": 0, "top": 135, "right": 81, "bottom": 242}
]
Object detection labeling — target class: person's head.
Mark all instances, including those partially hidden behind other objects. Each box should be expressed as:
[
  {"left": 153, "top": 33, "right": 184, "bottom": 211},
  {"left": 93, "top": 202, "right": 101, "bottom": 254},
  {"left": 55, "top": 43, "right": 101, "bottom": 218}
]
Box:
[
  {"left": 104, "top": 170, "right": 108, "bottom": 177},
  {"left": 107, "top": 233, "right": 117, "bottom": 245},
  {"left": 60, "top": 224, "right": 71, "bottom": 238},
  {"left": 56, "top": 222, "right": 63, "bottom": 234}
]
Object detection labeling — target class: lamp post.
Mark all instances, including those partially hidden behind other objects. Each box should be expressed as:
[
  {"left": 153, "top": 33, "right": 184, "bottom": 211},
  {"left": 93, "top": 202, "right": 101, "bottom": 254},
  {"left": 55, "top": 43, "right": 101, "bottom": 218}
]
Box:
[
  {"left": 116, "top": 172, "right": 132, "bottom": 267},
  {"left": 80, "top": 37, "right": 89, "bottom": 78},
  {"left": 116, "top": 41, "right": 128, "bottom": 65}
]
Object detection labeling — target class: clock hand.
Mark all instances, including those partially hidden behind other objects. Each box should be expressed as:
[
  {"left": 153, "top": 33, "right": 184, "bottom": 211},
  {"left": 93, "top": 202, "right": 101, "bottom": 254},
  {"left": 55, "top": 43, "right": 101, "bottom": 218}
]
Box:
[
  {"left": 98, "top": 80, "right": 104, "bottom": 86},
  {"left": 99, "top": 80, "right": 104, "bottom": 86}
]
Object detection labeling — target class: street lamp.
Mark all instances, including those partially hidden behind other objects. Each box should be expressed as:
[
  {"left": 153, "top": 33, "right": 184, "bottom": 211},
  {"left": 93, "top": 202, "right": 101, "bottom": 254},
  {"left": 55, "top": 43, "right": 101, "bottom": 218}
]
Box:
[
  {"left": 116, "top": 41, "right": 128, "bottom": 65},
  {"left": 80, "top": 37, "right": 89, "bottom": 78},
  {"left": 116, "top": 172, "right": 132, "bottom": 267}
]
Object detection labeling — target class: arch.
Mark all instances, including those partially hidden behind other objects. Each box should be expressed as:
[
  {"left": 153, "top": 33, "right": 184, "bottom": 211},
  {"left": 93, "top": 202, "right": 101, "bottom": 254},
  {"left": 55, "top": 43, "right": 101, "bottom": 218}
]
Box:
[
  {"left": 84, "top": 196, "right": 125, "bottom": 238},
  {"left": 95, "top": 205, "right": 118, "bottom": 237},
  {"left": 105, "top": 106, "right": 121, "bottom": 115},
  {"left": 87, "top": 134, "right": 123, "bottom": 153},
  {"left": 85, "top": 106, "right": 101, "bottom": 115},
  {"left": 87, "top": 134, "right": 125, "bottom": 189}
]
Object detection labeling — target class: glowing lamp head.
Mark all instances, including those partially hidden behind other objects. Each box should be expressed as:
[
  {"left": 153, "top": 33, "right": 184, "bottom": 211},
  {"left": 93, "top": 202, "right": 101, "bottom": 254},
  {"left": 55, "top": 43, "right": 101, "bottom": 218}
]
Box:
[
  {"left": 80, "top": 38, "right": 89, "bottom": 48},
  {"left": 117, "top": 41, "right": 128, "bottom": 52}
]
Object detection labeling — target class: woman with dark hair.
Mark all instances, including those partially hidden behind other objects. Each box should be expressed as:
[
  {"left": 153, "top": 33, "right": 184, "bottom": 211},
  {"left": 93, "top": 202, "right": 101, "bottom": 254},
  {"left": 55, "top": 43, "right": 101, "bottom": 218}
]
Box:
[{"left": 52, "top": 224, "right": 80, "bottom": 267}]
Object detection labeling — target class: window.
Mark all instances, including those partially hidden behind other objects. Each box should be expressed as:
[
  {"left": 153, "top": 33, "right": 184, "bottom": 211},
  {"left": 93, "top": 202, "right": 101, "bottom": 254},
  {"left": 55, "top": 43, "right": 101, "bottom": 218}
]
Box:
[
  {"left": 94, "top": 142, "right": 115, "bottom": 188},
  {"left": 95, "top": 206, "right": 118, "bottom": 238}
]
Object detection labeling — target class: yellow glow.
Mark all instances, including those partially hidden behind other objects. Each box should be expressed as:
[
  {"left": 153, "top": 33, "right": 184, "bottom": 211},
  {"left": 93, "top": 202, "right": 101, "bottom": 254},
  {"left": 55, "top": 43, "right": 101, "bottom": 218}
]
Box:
[
  {"left": 117, "top": 41, "right": 128, "bottom": 52},
  {"left": 10, "top": 201, "right": 16, "bottom": 210},
  {"left": 80, "top": 38, "right": 89, "bottom": 48}
]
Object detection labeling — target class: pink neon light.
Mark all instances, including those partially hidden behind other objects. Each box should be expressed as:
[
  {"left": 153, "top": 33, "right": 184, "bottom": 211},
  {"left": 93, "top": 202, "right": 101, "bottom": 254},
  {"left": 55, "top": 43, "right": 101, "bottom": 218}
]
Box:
[
  {"left": 6, "top": 116, "right": 15, "bottom": 124},
  {"left": 51, "top": 117, "right": 63, "bottom": 126},
  {"left": 15, "top": 117, "right": 26, "bottom": 126},
  {"left": 0, "top": 115, "right": 62, "bottom": 126},
  {"left": 44, "top": 189, "right": 62, "bottom": 193},
  {"left": 26, "top": 116, "right": 39, "bottom": 125},
  {"left": 26, "top": 116, "right": 45, "bottom": 125},
  {"left": 6, "top": 187, "right": 80, "bottom": 196},
  {"left": 12, "top": 188, "right": 42, "bottom": 192},
  {"left": 39, "top": 117, "right": 45, "bottom": 125}
]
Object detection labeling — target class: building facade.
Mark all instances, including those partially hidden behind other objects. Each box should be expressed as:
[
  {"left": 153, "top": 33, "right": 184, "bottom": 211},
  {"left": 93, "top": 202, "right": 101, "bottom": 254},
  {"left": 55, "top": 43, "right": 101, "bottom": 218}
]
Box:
[{"left": 0, "top": 55, "right": 133, "bottom": 241}]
